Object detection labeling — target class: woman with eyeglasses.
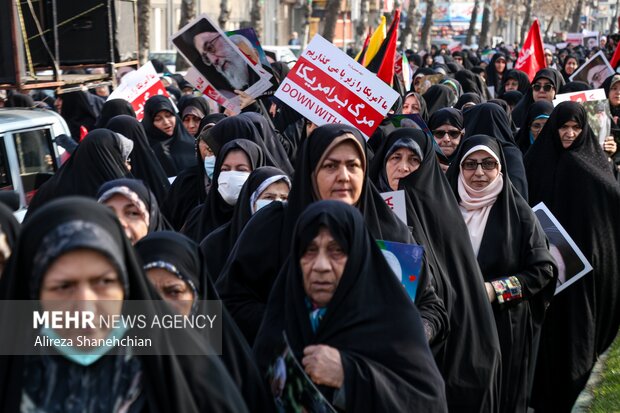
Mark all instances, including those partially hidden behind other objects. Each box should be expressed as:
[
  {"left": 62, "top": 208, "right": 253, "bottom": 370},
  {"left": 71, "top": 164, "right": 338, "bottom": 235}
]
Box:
[
  {"left": 512, "top": 68, "right": 565, "bottom": 129},
  {"left": 428, "top": 108, "right": 464, "bottom": 172},
  {"left": 524, "top": 101, "right": 620, "bottom": 412},
  {"left": 446, "top": 134, "right": 556, "bottom": 413}
]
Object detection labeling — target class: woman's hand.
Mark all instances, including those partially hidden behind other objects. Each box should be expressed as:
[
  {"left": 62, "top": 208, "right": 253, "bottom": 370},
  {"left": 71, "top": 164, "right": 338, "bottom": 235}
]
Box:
[
  {"left": 604, "top": 136, "right": 617, "bottom": 155},
  {"left": 235, "top": 89, "right": 256, "bottom": 110},
  {"left": 302, "top": 344, "right": 344, "bottom": 388}
]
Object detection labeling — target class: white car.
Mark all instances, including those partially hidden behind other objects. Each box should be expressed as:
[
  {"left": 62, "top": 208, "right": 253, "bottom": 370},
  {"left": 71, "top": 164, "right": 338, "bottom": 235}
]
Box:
[
  {"left": 0, "top": 108, "right": 68, "bottom": 220},
  {"left": 262, "top": 46, "right": 299, "bottom": 68}
]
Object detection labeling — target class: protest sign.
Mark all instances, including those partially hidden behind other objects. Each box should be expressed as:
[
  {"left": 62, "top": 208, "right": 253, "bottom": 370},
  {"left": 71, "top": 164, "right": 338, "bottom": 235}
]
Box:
[
  {"left": 184, "top": 67, "right": 230, "bottom": 108},
  {"left": 225, "top": 28, "right": 272, "bottom": 71},
  {"left": 569, "top": 51, "right": 614, "bottom": 89},
  {"left": 582, "top": 30, "right": 599, "bottom": 49},
  {"left": 532, "top": 203, "right": 593, "bottom": 295},
  {"left": 267, "top": 332, "right": 337, "bottom": 413},
  {"left": 552, "top": 88, "right": 606, "bottom": 106},
  {"left": 377, "top": 240, "right": 424, "bottom": 301},
  {"left": 583, "top": 100, "right": 612, "bottom": 145},
  {"left": 274, "top": 34, "right": 399, "bottom": 140},
  {"left": 380, "top": 190, "right": 407, "bottom": 224},
  {"left": 172, "top": 14, "right": 272, "bottom": 112},
  {"left": 107, "top": 61, "right": 169, "bottom": 121},
  {"left": 566, "top": 33, "right": 584, "bottom": 46}
]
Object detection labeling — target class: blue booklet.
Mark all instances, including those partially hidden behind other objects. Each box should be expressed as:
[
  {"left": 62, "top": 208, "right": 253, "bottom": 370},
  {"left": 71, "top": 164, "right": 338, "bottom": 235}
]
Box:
[{"left": 377, "top": 240, "right": 424, "bottom": 301}]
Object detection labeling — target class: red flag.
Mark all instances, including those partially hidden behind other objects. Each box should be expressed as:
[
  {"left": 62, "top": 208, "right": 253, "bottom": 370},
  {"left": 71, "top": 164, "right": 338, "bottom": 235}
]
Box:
[
  {"left": 610, "top": 41, "right": 620, "bottom": 69},
  {"left": 514, "top": 19, "right": 546, "bottom": 81},
  {"left": 366, "top": 9, "right": 401, "bottom": 86}
]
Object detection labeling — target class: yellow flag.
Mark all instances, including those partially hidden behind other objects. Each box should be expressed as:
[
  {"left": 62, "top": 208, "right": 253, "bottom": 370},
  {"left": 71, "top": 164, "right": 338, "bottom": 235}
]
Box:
[{"left": 363, "top": 16, "right": 387, "bottom": 66}]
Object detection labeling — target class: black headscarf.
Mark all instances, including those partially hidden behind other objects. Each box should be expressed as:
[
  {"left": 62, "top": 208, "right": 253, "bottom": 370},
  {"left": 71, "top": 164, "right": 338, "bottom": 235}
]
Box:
[
  {"left": 253, "top": 200, "right": 448, "bottom": 412},
  {"left": 141, "top": 95, "right": 195, "bottom": 177},
  {"left": 499, "top": 90, "right": 524, "bottom": 108},
  {"left": 427, "top": 107, "right": 465, "bottom": 166},
  {"left": 60, "top": 91, "right": 99, "bottom": 139},
  {"left": 26, "top": 129, "right": 132, "bottom": 217},
  {"left": 558, "top": 81, "right": 589, "bottom": 94},
  {"left": 201, "top": 167, "right": 289, "bottom": 281},
  {"left": 498, "top": 69, "right": 531, "bottom": 95},
  {"left": 182, "top": 139, "right": 266, "bottom": 242},
  {"left": 512, "top": 68, "right": 565, "bottom": 128},
  {"left": 0, "top": 202, "right": 19, "bottom": 277},
  {"left": 0, "top": 197, "right": 250, "bottom": 413},
  {"left": 447, "top": 135, "right": 556, "bottom": 412},
  {"left": 94, "top": 99, "right": 136, "bottom": 129},
  {"left": 524, "top": 101, "right": 620, "bottom": 411},
  {"left": 161, "top": 113, "right": 228, "bottom": 231},
  {"left": 97, "top": 178, "right": 171, "bottom": 233},
  {"left": 204, "top": 115, "right": 291, "bottom": 173},
  {"left": 514, "top": 100, "right": 554, "bottom": 155},
  {"left": 560, "top": 54, "right": 580, "bottom": 83},
  {"left": 602, "top": 74, "right": 620, "bottom": 167},
  {"left": 5, "top": 92, "right": 35, "bottom": 108},
  {"left": 238, "top": 112, "right": 294, "bottom": 175},
  {"left": 422, "top": 84, "right": 457, "bottom": 116},
  {"left": 178, "top": 96, "right": 211, "bottom": 137},
  {"left": 369, "top": 128, "right": 502, "bottom": 412},
  {"left": 135, "top": 231, "right": 276, "bottom": 412},
  {"left": 455, "top": 69, "right": 490, "bottom": 98},
  {"left": 454, "top": 93, "right": 483, "bottom": 110},
  {"left": 404, "top": 91, "right": 429, "bottom": 122},
  {"left": 106, "top": 115, "right": 170, "bottom": 204},
  {"left": 215, "top": 124, "right": 414, "bottom": 344},
  {"left": 485, "top": 53, "right": 508, "bottom": 90},
  {"left": 463, "top": 103, "right": 528, "bottom": 200}
]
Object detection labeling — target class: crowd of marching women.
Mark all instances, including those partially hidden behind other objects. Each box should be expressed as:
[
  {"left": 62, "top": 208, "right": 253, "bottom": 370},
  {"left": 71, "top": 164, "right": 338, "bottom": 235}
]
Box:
[{"left": 1, "top": 35, "right": 620, "bottom": 413}]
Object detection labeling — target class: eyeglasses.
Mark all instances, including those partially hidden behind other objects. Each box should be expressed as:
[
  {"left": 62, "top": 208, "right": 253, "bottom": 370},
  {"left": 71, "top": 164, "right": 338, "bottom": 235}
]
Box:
[
  {"left": 461, "top": 159, "right": 499, "bottom": 170},
  {"left": 199, "top": 34, "right": 222, "bottom": 67},
  {"left": 532, "top": 83, "right": 554, "bottom": 92},
  {"left": 432, "top": 130, "right": 462, "bottom": 139}
]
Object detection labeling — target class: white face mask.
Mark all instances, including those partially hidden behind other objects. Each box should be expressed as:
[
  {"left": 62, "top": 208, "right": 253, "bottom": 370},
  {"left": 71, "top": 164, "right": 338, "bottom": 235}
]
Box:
[
  {"left": 218, "top": 171, "right": 250, "bottom": 205},
  {"left": 253, "top": 198, "right": 286, "bottom": 214}
]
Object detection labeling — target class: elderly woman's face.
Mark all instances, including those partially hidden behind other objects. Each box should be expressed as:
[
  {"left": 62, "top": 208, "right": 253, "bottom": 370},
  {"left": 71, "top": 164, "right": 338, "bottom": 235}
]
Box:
[
  {"left": 103, "top": 194, "right": 149, "bottom": 245},
  {"left": 315, "top": 140, "right": 364, "bottom": 205},
  {"left": 153, "top": 110, "right": 176, "bottom": 136},
  {"left": 39, "top": 249, "right": 124, "bottom": 346},
  {"left": 301, "top": 227, "right": 347, "bottom": 308},
  {"left": 559, "top": 120, "right": 582, "bottom": 148},
  {"left": 146, "top": 268, "right": 194, "bottom": 317},
  {"left": 461, "top": 150, "right": 500, "bottom": 190},
  {"left": 385, "top": 147, "right": 421, "bottom": 191}
]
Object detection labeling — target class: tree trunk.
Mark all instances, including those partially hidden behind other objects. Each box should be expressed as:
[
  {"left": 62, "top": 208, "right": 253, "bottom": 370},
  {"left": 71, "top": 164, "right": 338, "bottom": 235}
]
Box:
[
  {"left": 611, "top": 0, "right": 620, "bottom": 33},
  {"left": 466, "top": 0, "right": 479, "bottom": 45},
  {"left": 520, "top": 0, "right": 532, "bottom": 45},
  {"left": 250, "top": 0, "right": 263, "bottom": 39},
  {"left": 137, "top": 0, "right": 151, "bottom": 65},
  {"left": 175, "top": 0, "right": 196, "bottom": 71},
  {"left": 301, "top": 0, "right": 312, "bottom": 50},
  {"left": 420, "top": 0, "right": 433, "bottom": 50},
  {"left": 218, "top": 0, "right": 230, "bottom": 29},
  {"left": 570, "top": 0, "right": 583, "bottom": 32},
  {"left": 544, "top": 15, "right": 554, "bottom": 40},
  {"left": 355, "top": 0, "right": 370, "bottom": 51},
  {"left": 322, "top": 0, "right": 342, "bottom": 42},
  {"left": 399, "top": 0, "right": 419, "bottom": 50},
  {"left": 479, "top": 0, "right": 492, "bottom": 47}
]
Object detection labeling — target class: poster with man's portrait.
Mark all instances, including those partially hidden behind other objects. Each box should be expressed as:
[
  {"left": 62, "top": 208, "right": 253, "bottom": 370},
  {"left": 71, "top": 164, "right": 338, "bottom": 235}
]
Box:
[
  {"left": 582, "top": 31, "right": 599, "bottom": 49},
  {"left": 569, "top": 50, "right": 614, "bottom": 90},
  {"left": 172, "top": 14, "right": 272, "bottom": 102},
  {"left": 532, "top": 203, "right": 593, "bottom": 295}
]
